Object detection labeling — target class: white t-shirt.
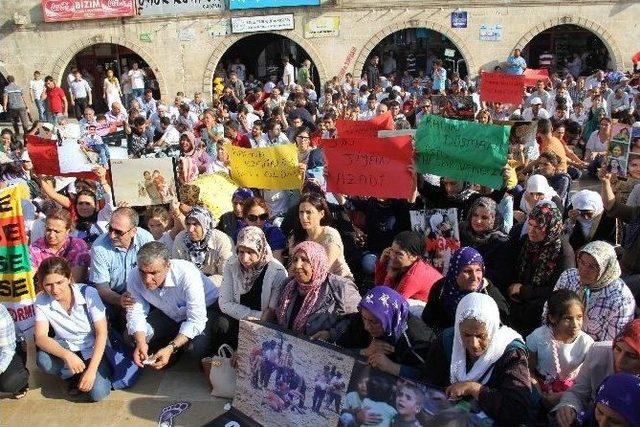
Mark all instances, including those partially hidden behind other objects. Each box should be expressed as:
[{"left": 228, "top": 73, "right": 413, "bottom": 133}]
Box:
[
  {"left": 30, "top": 79, "right": 45, "bottom": 98},
  {"left": 129, "top": 69, "right": 146, "bottom": 89},
  {"left": 585, "top": 130, "right": 608, "bottom": 153},
  {"left": 526, "top": 325, "right": 594, "bottom": 380}
]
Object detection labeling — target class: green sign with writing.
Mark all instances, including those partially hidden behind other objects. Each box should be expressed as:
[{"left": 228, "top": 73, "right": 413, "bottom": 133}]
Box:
[
  {"left": 139, "top": 32, "right": 154, "bottom": 43},
  {"left": 415, "top": 115, "right": 510, "bottom": 189}
]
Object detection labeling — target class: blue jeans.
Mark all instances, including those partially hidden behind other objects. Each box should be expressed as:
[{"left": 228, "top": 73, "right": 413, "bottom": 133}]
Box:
[
  {"left": 91, "top": 143, "right": 110, "bottom": 166},
  {"left": 131, "top": 88, "right": 144, "bottom": 99},
  {"left": 36, "top": 350, "right": 112, "bottom": 402},
  {"left": 34, "top": 99, "right": 46, "bottom": 121}
]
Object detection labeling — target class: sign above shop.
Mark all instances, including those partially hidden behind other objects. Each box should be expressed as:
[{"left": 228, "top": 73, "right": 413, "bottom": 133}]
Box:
[
  {"left": 304, "top": 16, "right": 340, "bottom": 38},
  {"left": 42, "top": 0, "right": 136, "bottom": 22},
  {"left": 231, "top": 14, "right": 295, "bottom": 33},
  {"left": 137, "top": 0, "right": 224, "bottom": 16},
  {"left": 229, "top": 0, "right": 319, "bottom": 10},
  {"left": 451, "top": 11, "right": 468, "bottom": 28},
  {"left": 480, "top": 24, "right": 503, "bottom": 41},
  {"left": 207, "top": 20, "right": 232, "bottom": 37}
]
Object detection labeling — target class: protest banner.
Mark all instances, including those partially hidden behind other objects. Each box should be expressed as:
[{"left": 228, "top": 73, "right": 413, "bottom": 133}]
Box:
[
  {"left": 523, "top": 68, "right": 549, "bottom": 86},
  {"left": 228, "top": 144, "right": 302, "bottom": 190},
  {"left": 189, "top": 173, "right": 239, "bottom": 220},
  {"left": 480, "top": 72, "right": 524, "bottom": 104},
  {"left": 110, "top": 158, "right": 177, "bottom": 206},
  {"left": 0, "top": 184, "right": 37, "bottom": 336},
  {"left": 26, "top": 135, "right": 97, "bottom": 180},
  {"left": 335, "top": 111, "right": 394, "bottom": 138},
  {"left": 415, "top": 115, "right": 510, "bottom": 189},
  {"left": 321, "top": 136, "right": 414, "bottom": 199}
]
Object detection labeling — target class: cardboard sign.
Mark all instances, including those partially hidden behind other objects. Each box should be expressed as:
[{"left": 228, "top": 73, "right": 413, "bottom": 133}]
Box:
[
  {"left": 523, "top": 68, "right": 549, "bottom": 87},
  {"left": 335, "top": 111, "right": 395, "bottom": 138},
  {"left": 480, "top": 72, "right": 524, "bottom": 105},
  {"left": 110, "top": 158, "right": 177, "bottom": 206},
  {"left": 321, "top": 136, "right": 414, "bottom": 199},
  {"left": 228, "top": 144, "right": 302, "bottom": 190}
]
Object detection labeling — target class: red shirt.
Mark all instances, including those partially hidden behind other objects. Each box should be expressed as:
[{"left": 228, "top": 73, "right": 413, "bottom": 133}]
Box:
[
  {"left": 374, "top": 258, "right": 443, "bottom": 302},
  {"left": 232, "top": 133, "right": 252, "bottom": 149},
  {"left": 46, "top": 86, "right": 66, "bottom": 114}
]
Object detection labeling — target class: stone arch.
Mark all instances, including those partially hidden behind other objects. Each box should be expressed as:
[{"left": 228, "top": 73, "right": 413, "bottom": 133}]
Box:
[
  {"left": 514, "top": 15, "right": 625, "bottom": 70},
  {"left": 354, "top": 21, "right": 477, "bottom": 79},
  {"left": 47, "top": 34, "right": 168, "bottom": 97},
  {"left": 202, "top": 31, "right": 328, "bottom": 99}
]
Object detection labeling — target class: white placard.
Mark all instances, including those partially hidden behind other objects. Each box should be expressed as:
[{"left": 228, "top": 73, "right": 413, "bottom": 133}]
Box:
[
  {"left": 137, "top": 0, "right": 224, "bottom": 16},
  {"left": 231, "top": 14, "right": 294, "bottom": 34},
  {"left": 207, "top": 20, "right": 231, "bottom": 37}
]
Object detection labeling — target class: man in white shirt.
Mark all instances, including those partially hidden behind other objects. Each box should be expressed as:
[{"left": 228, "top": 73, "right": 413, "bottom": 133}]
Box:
[
  {"left": 522, "top": 97, "right": 551, "bottom": 121},
  {"left": 30, "top": 70, "right": 46, "bottom": 121},
  {"left": 608, "top": 88, "right": 631, "bottom": 120},
  {"left": 248, "top": 121, "right": 268, "bottom": 148},
  {"left": 127, "top": 241, "right": 222, "bottom": 369},
  {"left": 137, "top": 89, "right": 157, "bottom": 118},
  {"left": 264, "top": 74, "right": 277, "bottom": 95},
  {"left": 120, "top": 66, "right": 132, "bottom": 108},
  {"left": 282, "top": 56, "right": 295, "bottom": 88},
  {"left": 128, "top": 62, "right": 146, "bottom": 99},
  {"left": 68, "top": 70, "right": 93, "bottom": 120}
]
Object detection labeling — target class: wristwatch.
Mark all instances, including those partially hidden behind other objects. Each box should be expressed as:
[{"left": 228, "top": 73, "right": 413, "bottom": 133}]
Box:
[{"left": 168, "top": 341, "right": 178, "bottom": 354}]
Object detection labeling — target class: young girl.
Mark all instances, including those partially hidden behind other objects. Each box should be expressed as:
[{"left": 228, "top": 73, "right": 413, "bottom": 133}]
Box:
[{"left": 526, "top": 289, "right": 594, "bottom": 409}]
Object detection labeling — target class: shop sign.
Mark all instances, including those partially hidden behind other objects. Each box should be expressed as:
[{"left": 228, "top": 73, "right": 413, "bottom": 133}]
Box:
[
  {"left": 304, "top": 16, "right": 339, "bottom": 38},
  {"left": 231, "top": 14, "right": 294, "bottom": 34},
  {"left": 230, "top": 0, "right": 319, "bottom": 10},
  {"left": 479, "top": 24, "right": 503, "bottom": 41},
  {"left": 139, "top": 32, "right": 154, "bottom": 43},
  {"left": 137, "top": 0, "right": 224, "bottom": 16},
  {"left": 207, "top": 20, "right": 231, "bottom": 37},
  {"left": 42, "top": 0, "right": 136, "bottom": 23},
  {"left": 451, "top": 11, "right": 467, "bottom": 29}
]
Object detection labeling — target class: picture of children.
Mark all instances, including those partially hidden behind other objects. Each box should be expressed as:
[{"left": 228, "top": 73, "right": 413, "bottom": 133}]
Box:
[
  {"left": 609, "top": 143, "right": 627, "bottom": 161},
  {"left": 111, "top": 157, "right": 177, "bottom": 206},
  {"left": 612, "top": 126, "right": 630, "bottom": 143},
  {"left": 392, "top": 383, "right": 426, "bottom": 427},
  {"left": 80, "top": 123, "right": 110, "bottom": 167},
  {"left": 139, "top": 170, "right": 164, "bottom": 205},
  {"left": 422, "top": 209, "right": 461, "bottom": 275},
  {"left": 608, "top": 157, "right": 626, "bottom": 178}
]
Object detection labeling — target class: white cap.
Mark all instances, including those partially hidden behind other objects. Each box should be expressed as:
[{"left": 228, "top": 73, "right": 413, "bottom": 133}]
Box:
[
  {"left": 392, "top": 85, "right": 402, "bottom": 93},
  {"left": 530, "top": 97, "right": 543, "bottom": 105}
]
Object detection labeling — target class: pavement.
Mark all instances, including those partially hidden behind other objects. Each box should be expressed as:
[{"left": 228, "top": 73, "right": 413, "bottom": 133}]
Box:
[{"left": 0, "top": 340, "right": 229, "bottom": 426}]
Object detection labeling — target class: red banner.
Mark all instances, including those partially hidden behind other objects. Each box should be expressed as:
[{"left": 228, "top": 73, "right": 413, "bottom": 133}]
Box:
[
  {"left": 335, "top": 111, "right": 395, "bottom": 138},
  {"left": 42, "top": 0, "right": 136, "bottom": 23},
  {"left": 480, "top": 72, "right": 524, "bottom": 105},
  {"left": 26, "top": 135, "right": 98, "bottom": 180},
  {"left": 321, "top": 136, "right": 414, "bottom": 199},
  {"left": 523, "top": 68, "right": 550, "bottom": 87}
]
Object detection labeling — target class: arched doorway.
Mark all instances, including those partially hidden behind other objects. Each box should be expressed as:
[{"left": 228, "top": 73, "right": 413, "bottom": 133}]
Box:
[
  {"left": 362, "top": 28, "right": 469, "bottom": 81},
  {"left": 62, "top": 43, "right": 161, "bottom": 113},
  {"left": 215, "top": 33, "right": 321, "bottom": 91},
  {"left": 521, "top": 24, "right": 611, "bottom": 75}
]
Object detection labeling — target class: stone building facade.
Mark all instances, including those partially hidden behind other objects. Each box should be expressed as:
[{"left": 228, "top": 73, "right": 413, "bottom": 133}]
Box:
[{"left": 0, "top": 0, "right": 637, "bottom": 103}]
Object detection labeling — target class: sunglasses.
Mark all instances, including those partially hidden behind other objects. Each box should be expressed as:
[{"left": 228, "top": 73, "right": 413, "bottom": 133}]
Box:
[
  {"left": 108, "top": 225, "right": 134, "bottom": 237},
  {"left": 247, "top": 213, "right": 269, "bottom": 222}
]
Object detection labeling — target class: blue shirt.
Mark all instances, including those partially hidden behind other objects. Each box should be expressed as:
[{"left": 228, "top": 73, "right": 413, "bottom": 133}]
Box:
[
  {"left": 126, "top": 259, "right": 218, "bottom": 339},
  {"left": 432, "top": 68, "right": 447, "bottom": 91},
  {"left": 89, "top": 227, "right": 154, "bottom": 294},
  {"left": 505, "top": 56, "right": 527, "bottom": 75}
]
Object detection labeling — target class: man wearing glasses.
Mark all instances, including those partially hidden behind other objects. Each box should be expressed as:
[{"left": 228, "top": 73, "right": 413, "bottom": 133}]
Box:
[{"left": 89, "top": 207, "right": 154, "bottom": 332}]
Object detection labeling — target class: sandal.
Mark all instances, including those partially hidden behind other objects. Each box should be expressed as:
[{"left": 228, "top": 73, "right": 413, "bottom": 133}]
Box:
[{"left": 13, "top": 387, "right": 28, "bottom": 399}]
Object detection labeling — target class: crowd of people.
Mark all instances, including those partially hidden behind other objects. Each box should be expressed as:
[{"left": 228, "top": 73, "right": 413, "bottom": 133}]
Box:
[{"left": 1, "top": 44, "right": 640, "bottom": 427}]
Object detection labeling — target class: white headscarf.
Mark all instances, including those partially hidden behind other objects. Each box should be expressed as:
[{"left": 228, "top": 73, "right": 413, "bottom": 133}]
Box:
[
  {"left": 571, "top": 190, "right": 605, "bottom": 236},
  {"left": 451, "top": 293, "right": 522, "bottom": 385},
  {"left": 519, "top": 174, "right": 558, "bottom": 213}
]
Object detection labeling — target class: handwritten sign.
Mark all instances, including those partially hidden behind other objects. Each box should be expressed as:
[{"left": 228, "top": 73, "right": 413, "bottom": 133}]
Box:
[
  {"left": 415, "top": 115, "right": 510, "bottom": 189},
  {"left": 335, "top": 111, "right": 394, "bottom": 138},
  {"left": 0, "top": 185, "right": 37, "bottom": 336},
  {"left": 523, "top": 68, "right": 549, "bottom": 86},
  {"left": 191, "top": 173, "right": 239, "bottom": 220},
  {"left": 480, "top": 72, "right": 524, "bottom": 105},
  {"left": 321, "top": 136, "right": 414, "bottom": 199},
  {"left": 228, "top": 144, "right": 302, "bottom": 190}
]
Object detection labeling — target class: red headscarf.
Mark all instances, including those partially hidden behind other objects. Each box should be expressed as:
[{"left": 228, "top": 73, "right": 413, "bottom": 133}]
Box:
[{"left": 614, "top": 319, "right": 640, "bottom": 355}]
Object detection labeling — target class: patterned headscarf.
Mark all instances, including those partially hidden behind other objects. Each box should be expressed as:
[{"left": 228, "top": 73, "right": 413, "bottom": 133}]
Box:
[
  {"left": 232, "top": 188, "right": 254, "bottom": 203},
  {"left": 441, "top": 247, "right": 486, "bottom": 316},
  {"left": 359, "top": 286, "right": 409, "bottom": 344},
  {"left": 592, "top": 373, "right": 640, "bottom": 427},
  {"left": 461, "top": 197, "right": 507, "bottom": 247},
  {"left": 518, "top": 202, "right": 563, "bottom": 288},
  {"left": 277, "top": 241, "right": 330, "bottom": 333},
  {"left": 233, "top": 226, "right": 273, "bottom": 293},
  {"left": 183, "top": 206, "right": 215, "bottom": 269},
  {"left": 578, "top": 241, "right": 621, "bottom": 291}
]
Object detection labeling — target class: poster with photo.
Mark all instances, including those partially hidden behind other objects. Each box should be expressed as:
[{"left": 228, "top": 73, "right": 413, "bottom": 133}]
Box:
[
  {"left": 410, "top": 208, "right": 460, "bottom": 275},
  {"left": 234, "top": 321, "right": 355, "bottom": 427},
  {"left": 110, "top": 157, "right": 177, "bottom": 206},
  {"left": 56, "top": 123, "right": 127, "bottom": 173},
  {"left": 607, "top": 123, "right": 631, "bottom": 178}
]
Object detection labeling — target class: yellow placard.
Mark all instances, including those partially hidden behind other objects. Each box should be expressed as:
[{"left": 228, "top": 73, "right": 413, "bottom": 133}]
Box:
[
  {"left": 191, "top": 172, "right": 239, "bottom": 220},
  {"left": 0, "top": 184, "right": 29, "bottom": 220},
  {"left": 304, "top": 16, "right": 340, "bottom": 38},
  {"left": 0, "top": 271, "right": 37, "bottom": 303},
  {"left": 228, "top": 144, "right": 302, "bottom": 190}
]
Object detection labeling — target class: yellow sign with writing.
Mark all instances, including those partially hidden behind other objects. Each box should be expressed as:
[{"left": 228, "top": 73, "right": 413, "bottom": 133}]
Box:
[
  {"left": 228, "top": 144, "right": 302, "bottom": 190},
  {"left": 191, "top": 173, "right": 239, "bottom": 220}
]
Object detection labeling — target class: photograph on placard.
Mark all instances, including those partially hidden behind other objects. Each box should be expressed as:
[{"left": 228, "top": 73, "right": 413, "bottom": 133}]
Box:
[
  {"left": 110, "top": 157, "right": 177, "bottom": 206},
  {"left": 607, "top": 123, "right": 631, "bottom": 178},
  {"left": 410, "top": 208, "right": 460, "bottom": 275}
]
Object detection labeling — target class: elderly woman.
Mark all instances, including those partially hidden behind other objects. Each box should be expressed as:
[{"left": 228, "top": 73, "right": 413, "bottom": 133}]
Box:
[
  {"left": 584, "top": 373, "right": 640, "bottom": 427},
  {"left": 566, "top": 190, "right": 616, "bottom": 251},
  {"left": 29, "top": 207, "right": 90, "bottom": 282},
  {"left": 172, "top": 205, "right": 233, "bottom": 287},
  {"left": 34, "top": 257, "right": 111, "bottom": 402},
  {"left": 177, "top": 131, "right": 212, "bottom": 183},
  {"left": 273, "top": 241, "right": 360, "bottom": 342},
  {"left": 554, "top": 320, "right": 640, "bottom": 427},
  {"left": 551, "top": 241, "right": 635, "bottom": 341},
  {"left": 507, "top": 202, "right": 575, "bottom": 336},
  {"left": 421, "top": 293, "right": 532, "bottom": 425},
  {"left": 422, "top": 247, "right": 509, "bottom": 334},
  {"left": 219, "top": 226, "right": 287, "bottom": 347},
  {"left": 218, "top": 188, "right": 254, "bottom": 239},
  {"left": 459, "top": 197, "right": 511, "bottom": 290},
  {"left": 514, "top": 174, "right": 564, "bottom": 223},
  {"left": 338, "top": 286, "right": 435, "bottom": 379}
]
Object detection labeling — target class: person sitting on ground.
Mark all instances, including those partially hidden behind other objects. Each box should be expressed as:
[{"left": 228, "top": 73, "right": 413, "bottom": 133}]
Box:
[
  {"left": 582, "top": 373, "right": 640, "bottom": 427},
  {"left": 217, "top": 188, "right": 254, "bottom": 239},
  {"left": 0, "top": 304, "right": 29, "bottom": 399},
  {"left": 565, "top": 190, "right": 616, "bottom": 251},
  {"left": 236, "top": 196, "right": 286, "bottom": 263}
]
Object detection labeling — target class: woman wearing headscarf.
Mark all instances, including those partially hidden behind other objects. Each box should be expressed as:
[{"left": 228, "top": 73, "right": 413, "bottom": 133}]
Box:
[
  {"left": 177, "top": 131, "right": 212, "bottom": 184},
  {"left": 218, "top": 226, "right": 287, "bottom": 347},
  {"left": 584, "top": 373, "right": 640, "bottom": 427},
  {"left": 565, "top": 190, "right": 616, "bottom": 251},
  {"left": 551, "top": 241, "right": 635, "bottom": 341},
  {"left": 513, "top": 174, "right": 564, "bottom": 224},
  {"left": 507, "top": 202, "right": 575, "bottom": 336},
  {"left": 554, "top": 319, "right": 640, "bottom": 427},
  {"left": 421, "top": 293, "right": 532, "bottom": 425},
  {"left": 172, "top": 205, "right": 233, "bottom": 287},
  {"left": 273, "top": 241, "right": 361, "bottom": 342},
  {"left": 217, "top": 188, "right": 254, "bottom": 239},
  {"left": 581, "top": 107, "right": 607, "bottom": 147},
  {"left": 459, "top": 197, "right": 511, "bottom": 290},
  {"left": 422, "top": 247, "right": 509, "bottom": 334},
  {"left": 338, "top": 286, "right": 435, "bottom": 379}
]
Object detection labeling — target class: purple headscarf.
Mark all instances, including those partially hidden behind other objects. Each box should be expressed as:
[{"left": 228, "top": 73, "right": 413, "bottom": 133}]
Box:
[
  {"left": 441, "top": 247, "right": 485, "bottom": 315},
  {"left": 591, "top": 373, "right": 640, "bottom": 426},
  {"left": 232, "top": 188, "right": 254, "bottom": 202},
  {"left": 359, "top": 286, "right": 409, "bottom": 344}
]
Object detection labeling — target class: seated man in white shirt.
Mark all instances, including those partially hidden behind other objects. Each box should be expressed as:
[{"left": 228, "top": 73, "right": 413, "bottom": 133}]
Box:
[
  {"left": 522, "top": 97, "right": 551, "bottom": 121},
  {"left": 154, "top": 116, "right": 180, "bottom": 148},
  {"left": 127, "top": 242, "right": 224, "bottom": 369}
]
